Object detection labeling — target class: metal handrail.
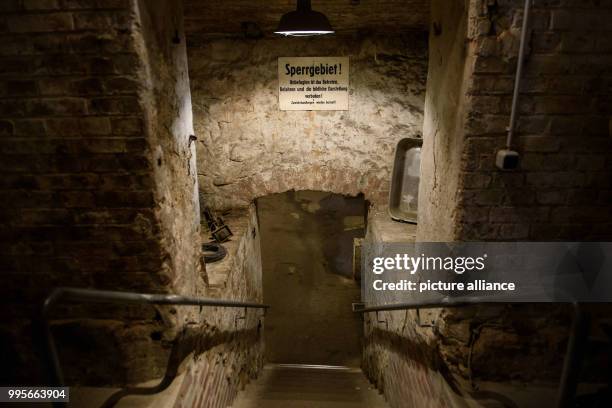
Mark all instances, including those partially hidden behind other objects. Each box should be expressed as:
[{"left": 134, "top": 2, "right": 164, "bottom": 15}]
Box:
[
  {"left": 354, "top": 299, "right": 586, "bottom": 408},
  {"left": 352, "top": 295, "right": 500, "bottom": 313},
  {"left": 41, "top": 287, "right": 269, "bottom": 388}
]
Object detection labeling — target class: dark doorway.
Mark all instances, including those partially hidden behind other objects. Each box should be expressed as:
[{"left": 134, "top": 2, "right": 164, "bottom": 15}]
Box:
[{"left": 257, "top": 190, "right": 366, "bottom": 367}]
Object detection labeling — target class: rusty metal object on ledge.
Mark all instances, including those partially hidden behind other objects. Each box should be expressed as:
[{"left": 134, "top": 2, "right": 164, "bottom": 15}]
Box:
[{"left": 203, "top": 207, "right": 233, "bottom": 243}]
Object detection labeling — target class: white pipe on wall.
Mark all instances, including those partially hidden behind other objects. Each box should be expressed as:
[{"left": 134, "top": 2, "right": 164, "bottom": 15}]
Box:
[{"left": 506, "top": 0, "right": 532, "bottom": 149}]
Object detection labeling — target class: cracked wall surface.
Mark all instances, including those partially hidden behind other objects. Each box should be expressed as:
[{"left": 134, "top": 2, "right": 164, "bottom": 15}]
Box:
[
  {"left": 454, "top": 0, "right": 612, "bottom": 241},
  {"left": 188, "top": 33, "right": 428, "bottom": 209}
]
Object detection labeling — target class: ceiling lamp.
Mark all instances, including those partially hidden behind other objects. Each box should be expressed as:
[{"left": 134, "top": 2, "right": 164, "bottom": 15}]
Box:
[{"left": 275, "top": 0, "right": 334, "bottom": 37}]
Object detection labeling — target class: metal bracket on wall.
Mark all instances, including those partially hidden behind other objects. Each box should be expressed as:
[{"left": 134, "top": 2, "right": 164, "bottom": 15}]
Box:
[
  {"left": 416, "top": 308, "right": 436, "bottom": 327},
  {"left": 234, "top": 307, "right": 248, "bottom": 328},
  {"left": 352, "top": 302, "right": 365, "bottom": 312},
  {"left": 375, "top": 311, "right": 388, "bottom": 330},
  {"left": 234, "top": 307, "right": 267, "bottom": 328}
]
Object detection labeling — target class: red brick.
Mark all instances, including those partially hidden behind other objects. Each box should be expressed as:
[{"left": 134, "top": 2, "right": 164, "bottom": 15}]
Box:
[
  {"left": 0, "top": 120, "right": 14, "bottom": 135},
  {"left": 534, "top": 96, "right": 593, "bottom": 115},
  {"left": 1, "top": 80, "right": 39, "bottom": 97},
  {"left": 462, "top": 172, "right": 492, "bottom": 189},
  {"left": 80, "top": 117, "right": 111, "bottom": 135},
  {"left": 61, "top": 0, "right": 127, "bottom": 9},
  {"left": 23, "top": 0, "right": 60, "bottom": 10},
  {"left": 88, "top": 97, "right": 141, "bottom": 115},
  {"left": 519, "top": 135, "right": 561, "bottom": 153},
  {"left": 526, "top": 172, "right": 585, "bottom": 188},
  {"left": 499, "top": 223, "right": 529, "bottom": 239},
  {"left": 73, "top": 11, "right": 130, "bottom": 30},
  {"left": 7, "top": 13, "right": 74, "bottom": 33},
  {"left": 111, "top": 117, "right": 143, "bottom": 135},
  {"left": 27, "top": 97, "right": 87, "bottom": 116}
]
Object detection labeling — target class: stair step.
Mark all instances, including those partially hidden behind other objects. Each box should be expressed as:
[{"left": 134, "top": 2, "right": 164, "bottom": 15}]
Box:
[
  {"left": 230, "top": 365, "right": 387, "bottom": 408},
  {"left": 232, "top": 399, "right": 386, "bottom": 408},
  {"left": 235, "top": 390, "right": 380, "bottom": 402}
]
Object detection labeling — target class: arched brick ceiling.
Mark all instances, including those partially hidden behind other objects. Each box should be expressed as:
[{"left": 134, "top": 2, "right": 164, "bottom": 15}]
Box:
[{"left": 183, "top": 0, "right": 430, "bottom": 37}]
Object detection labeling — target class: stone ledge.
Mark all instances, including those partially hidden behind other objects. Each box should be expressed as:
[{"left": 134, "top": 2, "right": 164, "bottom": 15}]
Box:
[
  {"left": 367, "top": 210, "right": 417, "bottom": 244},
  {"left": 200, "top": 205, "right": 261, "bottom": 300}
]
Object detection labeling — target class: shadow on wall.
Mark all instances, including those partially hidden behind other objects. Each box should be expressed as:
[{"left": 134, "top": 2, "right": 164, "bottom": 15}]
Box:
[{"left": 256, "top": 190, "right": 367, "bottom": 367}]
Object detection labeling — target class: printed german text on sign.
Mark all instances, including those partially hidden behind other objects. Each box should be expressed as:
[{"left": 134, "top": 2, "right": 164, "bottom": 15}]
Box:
[{"left": 278, "top": 56, "right": 349, "bottom": 111}]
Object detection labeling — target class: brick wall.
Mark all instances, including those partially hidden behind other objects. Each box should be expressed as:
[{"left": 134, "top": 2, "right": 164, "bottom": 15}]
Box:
[
  {"left": 133, "top": 0, "right": 204, "bottom": 313},
  {"left": 0, "top": 0, "right": 203, "bottom": 385},
  {"left": 419, "top": 0, "right": 612, "bottom": 242},
  {"left": 362, "top": 214, "right": 459, "bottom": 407},
  {"left": 368, "top": 0, "right": 612, "bottom": 404},
  {"left": 457, "top": 0, "right": 612, "bottom": 241},
  {"left": 417, "top": 0, "right": 471, "bottom": 241}
]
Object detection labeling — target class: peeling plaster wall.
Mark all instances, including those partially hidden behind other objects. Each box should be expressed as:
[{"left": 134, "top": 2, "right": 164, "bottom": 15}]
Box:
[
  {"left": 419, "top": 0, "right": 612, "bottom": 243},
  {"left": 135, "top": 0, "right": 204, "bottom": 305},
  {"left": 417, "top": 0, "right": 471, "bottom": 241},
  {"left": 188, "top": 33, "right": 428, "bottom": 209},
  {"left": 434, "top": 0, "right": 612, "bottom": 384}
]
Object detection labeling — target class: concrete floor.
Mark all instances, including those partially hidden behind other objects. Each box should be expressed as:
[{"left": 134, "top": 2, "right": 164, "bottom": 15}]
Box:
[
  {"left": 230, "top": 365, "right": 388, "bottom": 408},
  {"left": 257, "top": 191, "right": 366, "bottom": 367}
]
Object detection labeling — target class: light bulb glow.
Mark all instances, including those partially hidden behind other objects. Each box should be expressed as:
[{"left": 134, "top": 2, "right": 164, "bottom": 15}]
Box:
[{"left": 274, "top": 30, "right": 335, "bottom": 37}]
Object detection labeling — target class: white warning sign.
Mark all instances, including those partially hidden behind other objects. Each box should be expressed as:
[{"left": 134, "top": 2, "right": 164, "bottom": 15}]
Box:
[{"left": 278, "top": 56, "right": 349, "bottom": 111}]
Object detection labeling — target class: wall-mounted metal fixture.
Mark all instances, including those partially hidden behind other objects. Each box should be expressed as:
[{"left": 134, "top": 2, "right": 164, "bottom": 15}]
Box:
[
  {"left": 275, "top": 0, "right": 334, "bottom": 37},
  {"left": 353, "top": 299, "right": 586, "bottom": 408},
  {"left": 241, "top": 21, "right": 264, "bottom": 39},
  {"left": 496, "top": 0, "right": 532, "bottom": 170}
]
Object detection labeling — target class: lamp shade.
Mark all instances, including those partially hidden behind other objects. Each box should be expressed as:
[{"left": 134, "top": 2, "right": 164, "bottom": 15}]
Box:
[{"left": 275, "top": 0, "right": 334, "bottom": 37}]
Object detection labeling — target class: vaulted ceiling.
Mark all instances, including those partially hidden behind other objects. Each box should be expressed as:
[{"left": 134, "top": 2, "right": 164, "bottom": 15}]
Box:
[{"left": 183, "top": 0, "right": 430, "bottom": 37}]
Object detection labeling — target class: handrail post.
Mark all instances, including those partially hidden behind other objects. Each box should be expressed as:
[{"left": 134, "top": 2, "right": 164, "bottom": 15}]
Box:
[
  {"left": 556, "top": 303, "right": 588, "bottom": 408},
  {"left": 39, "top": 287, "right": 269, "bottom": 396},
  {"left": 355, "top": 299, "right": 589, "bottom": 408},
  {"left": 41, "top": 288, "right": 66, "bottom": 387}
]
